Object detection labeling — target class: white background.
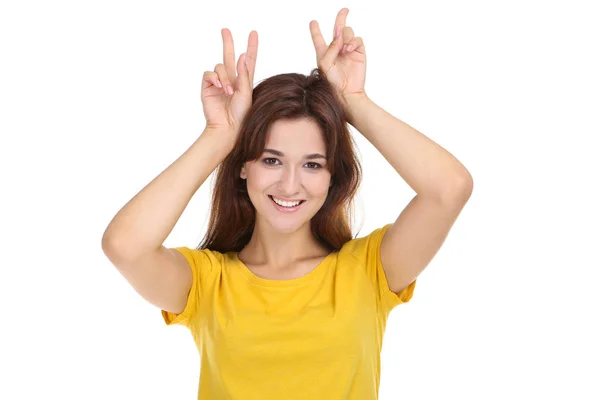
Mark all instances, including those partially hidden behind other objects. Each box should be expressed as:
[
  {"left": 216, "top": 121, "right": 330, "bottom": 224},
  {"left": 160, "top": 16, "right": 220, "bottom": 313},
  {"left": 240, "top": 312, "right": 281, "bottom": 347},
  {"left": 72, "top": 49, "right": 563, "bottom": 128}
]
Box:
[{"left": 1, "top": 0, "right": 599, "bottom": 398}]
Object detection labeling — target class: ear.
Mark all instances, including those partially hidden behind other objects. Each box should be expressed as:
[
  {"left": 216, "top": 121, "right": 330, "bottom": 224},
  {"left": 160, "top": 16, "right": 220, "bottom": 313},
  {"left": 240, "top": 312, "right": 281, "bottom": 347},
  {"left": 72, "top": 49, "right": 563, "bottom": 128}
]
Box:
[{"left": 240, "top": 164, "right": 247, "bottom": 179}]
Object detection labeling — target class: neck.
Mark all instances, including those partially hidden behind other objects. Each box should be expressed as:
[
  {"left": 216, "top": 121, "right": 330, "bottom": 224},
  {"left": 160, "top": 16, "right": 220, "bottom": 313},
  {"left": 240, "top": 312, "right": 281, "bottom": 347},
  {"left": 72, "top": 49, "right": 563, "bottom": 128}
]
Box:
[{"left": 239, "top": 219, "right": 329, "bottom": 270}]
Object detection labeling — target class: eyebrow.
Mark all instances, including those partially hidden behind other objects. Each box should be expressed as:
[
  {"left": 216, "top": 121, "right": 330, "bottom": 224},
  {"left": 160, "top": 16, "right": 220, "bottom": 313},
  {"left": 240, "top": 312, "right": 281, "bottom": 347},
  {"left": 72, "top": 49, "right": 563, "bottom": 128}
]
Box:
[{"left": 263, "top": 148, "right": 327, "bottom": 161}]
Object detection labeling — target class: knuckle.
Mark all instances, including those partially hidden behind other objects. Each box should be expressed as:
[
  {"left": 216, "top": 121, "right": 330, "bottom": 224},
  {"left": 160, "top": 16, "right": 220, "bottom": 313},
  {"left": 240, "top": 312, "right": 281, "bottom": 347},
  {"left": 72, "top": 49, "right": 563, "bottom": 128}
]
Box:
[{"left": 214, "top": 65, "right": 227, "bottom": 79}]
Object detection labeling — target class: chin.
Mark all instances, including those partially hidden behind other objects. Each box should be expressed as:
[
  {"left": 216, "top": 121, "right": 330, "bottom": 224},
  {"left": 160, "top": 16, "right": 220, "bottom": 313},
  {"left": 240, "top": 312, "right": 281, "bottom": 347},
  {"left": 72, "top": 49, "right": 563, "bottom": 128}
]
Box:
[
  {"left": 264, "top": 210, "right": 312, "bottom": 234},
  {"left": 267, "top": 217, "right": 308, "bottom": 234}
]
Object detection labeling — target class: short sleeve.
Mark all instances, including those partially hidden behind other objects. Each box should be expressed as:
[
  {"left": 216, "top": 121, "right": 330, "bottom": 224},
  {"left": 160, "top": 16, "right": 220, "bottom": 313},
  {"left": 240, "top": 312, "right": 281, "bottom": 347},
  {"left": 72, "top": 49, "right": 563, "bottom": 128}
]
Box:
[
  {"left": 160, "top": 246, "right": 208, "bottom": 328},
  {"left": 350, "top": 224, "right": 416, "bottom": 313}
]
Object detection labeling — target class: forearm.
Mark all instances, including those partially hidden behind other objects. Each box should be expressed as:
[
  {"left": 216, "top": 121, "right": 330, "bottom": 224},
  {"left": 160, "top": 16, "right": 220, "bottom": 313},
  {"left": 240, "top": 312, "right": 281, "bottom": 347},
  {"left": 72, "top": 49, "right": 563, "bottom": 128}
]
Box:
[
  {"left": 343, "top": 93, "right": 472, "bottom": 203},
  {"left": 101, "top": 127, "right": 236, "bottom": 260}
]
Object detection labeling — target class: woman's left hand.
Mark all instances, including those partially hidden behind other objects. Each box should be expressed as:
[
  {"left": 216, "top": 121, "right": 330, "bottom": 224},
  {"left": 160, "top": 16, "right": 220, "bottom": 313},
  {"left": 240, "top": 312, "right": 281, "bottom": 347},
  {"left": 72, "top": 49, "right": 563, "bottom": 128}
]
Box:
[{"left": 310, "top": 8, "right": 366, "bottom": 104}]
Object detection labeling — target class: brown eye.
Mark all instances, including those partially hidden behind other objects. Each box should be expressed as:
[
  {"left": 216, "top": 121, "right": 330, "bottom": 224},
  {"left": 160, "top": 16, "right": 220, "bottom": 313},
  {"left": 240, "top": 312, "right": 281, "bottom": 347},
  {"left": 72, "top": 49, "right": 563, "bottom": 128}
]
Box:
[{"left": 263, "top": 158, "right": 279, "bottom": 165}]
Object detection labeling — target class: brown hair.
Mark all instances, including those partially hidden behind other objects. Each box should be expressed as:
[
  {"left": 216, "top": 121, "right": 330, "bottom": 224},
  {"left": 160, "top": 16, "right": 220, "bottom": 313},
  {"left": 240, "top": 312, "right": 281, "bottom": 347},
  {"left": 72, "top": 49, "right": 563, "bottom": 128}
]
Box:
[{"left": 197, "top": 68, "right": 363, "bottom": 253}]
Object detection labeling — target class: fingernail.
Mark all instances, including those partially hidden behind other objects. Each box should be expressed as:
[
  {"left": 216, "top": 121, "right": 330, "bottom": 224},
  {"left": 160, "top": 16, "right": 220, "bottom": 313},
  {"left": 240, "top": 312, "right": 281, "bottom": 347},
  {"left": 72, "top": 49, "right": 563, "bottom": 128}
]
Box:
[
  {"left": 227, "top": 85, "right": 234, "bottom": 95},
  {"left": 216, "top": 80, "right": 222, "bottom": 88}
]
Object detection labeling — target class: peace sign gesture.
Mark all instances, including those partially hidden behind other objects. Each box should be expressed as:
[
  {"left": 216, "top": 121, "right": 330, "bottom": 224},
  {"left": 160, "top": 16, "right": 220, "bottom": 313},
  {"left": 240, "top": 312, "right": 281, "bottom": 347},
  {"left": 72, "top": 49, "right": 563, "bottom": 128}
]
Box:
[
  {"left": 310, "top": 8, "right": 366, "bottom": 104},
  {"left": 201, "top": 29, "right": 259, "bottom": 135}
]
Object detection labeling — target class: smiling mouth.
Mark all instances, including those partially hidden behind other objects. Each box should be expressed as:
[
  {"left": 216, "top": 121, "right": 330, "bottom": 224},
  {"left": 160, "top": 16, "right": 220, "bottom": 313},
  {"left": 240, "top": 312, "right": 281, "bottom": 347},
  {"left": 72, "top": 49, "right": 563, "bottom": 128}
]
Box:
[{"left": 268, "top": 195, "right": 306, "bottom": 208}]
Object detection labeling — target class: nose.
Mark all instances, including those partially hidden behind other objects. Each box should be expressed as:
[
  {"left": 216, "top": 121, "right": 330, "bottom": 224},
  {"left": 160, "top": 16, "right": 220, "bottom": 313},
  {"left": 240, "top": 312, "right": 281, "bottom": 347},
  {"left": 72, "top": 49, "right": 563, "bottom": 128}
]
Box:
[{"left": 277, "top": 165, "right": 301, "bottom": 196}]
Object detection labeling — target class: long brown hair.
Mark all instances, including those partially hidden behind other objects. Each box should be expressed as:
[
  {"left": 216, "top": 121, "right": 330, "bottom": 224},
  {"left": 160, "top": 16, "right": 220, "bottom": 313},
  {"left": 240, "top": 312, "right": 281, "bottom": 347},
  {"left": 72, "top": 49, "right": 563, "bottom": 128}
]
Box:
[{"left": 197, "top": 68, "right": 363, "bottom": 253}]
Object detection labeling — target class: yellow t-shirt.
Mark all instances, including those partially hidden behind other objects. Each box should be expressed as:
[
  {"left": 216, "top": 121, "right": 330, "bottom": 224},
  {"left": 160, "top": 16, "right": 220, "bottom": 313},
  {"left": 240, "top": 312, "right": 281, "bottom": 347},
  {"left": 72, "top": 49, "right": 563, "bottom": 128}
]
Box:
[{"left": 161, "top": 223, "right": 416, "bottom": 400}]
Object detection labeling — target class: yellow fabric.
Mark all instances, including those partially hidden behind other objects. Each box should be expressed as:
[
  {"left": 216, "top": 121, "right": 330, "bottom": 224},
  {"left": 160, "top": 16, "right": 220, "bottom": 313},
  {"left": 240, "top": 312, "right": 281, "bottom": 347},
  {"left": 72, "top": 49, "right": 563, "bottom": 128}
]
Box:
[{"left": 162, "top": 223, "right": 416, "bottom": 400}]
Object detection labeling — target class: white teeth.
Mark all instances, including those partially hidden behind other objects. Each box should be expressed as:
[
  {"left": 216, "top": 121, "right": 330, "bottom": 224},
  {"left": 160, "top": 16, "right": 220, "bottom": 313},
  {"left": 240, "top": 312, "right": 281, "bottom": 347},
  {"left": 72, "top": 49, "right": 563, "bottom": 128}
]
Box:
[{"left": 271, "top": 196, "right": 302, "bottom": 207}]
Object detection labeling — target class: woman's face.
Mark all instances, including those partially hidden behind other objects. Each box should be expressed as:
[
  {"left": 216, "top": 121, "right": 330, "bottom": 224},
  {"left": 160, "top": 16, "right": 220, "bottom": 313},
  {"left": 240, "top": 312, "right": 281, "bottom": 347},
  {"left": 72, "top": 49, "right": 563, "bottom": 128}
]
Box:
[{"left": 240, "top": 118, "right": 332, "bottom": 234}]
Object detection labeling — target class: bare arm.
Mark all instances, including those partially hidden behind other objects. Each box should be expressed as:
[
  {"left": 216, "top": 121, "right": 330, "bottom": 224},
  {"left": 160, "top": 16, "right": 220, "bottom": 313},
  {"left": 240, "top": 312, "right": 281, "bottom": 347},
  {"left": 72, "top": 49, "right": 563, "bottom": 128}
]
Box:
[
  {"left": 101, "top": 28, "right": 257, "bottom": 315},
  {"left": 101, "top": 127, "right": 235, "bottom": 262},
  {"left": 100, "top": 127, "right": 236, "bottom": 314}
]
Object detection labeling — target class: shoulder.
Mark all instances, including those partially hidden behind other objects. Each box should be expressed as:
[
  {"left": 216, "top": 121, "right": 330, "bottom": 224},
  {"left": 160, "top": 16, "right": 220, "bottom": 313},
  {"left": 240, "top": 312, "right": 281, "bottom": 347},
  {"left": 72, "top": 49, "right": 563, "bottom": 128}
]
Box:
[
  {"left": 169, "top": 247, "right": 228, "bottom": 274},
  {"left": 338, "top": 224, "right": 393, "bottom": 261}
]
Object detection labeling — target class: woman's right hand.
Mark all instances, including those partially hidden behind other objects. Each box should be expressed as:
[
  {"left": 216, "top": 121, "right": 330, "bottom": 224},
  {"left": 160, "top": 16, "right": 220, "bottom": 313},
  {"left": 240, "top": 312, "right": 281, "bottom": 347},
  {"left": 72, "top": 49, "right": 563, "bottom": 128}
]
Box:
[{"left": 201, "top": 29, "right": 258, "bottom": 136}]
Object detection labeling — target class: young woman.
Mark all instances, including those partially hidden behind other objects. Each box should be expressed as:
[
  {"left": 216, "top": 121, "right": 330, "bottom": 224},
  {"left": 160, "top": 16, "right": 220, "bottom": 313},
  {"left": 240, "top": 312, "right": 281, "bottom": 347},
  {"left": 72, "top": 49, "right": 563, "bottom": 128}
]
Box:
[{"left": 102, "top": 8, "right": 473, "bottom": 400}]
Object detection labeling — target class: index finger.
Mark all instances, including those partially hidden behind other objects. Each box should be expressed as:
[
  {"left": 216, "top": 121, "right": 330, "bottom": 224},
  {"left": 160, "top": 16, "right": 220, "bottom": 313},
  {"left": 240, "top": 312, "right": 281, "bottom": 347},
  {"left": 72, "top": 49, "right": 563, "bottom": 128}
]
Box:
[
  {"left": 245, "top": 30, "right": 258, "bottom": 84},
  {"left": 221, "top": 28, "right": 237, "bottom": 84}
]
